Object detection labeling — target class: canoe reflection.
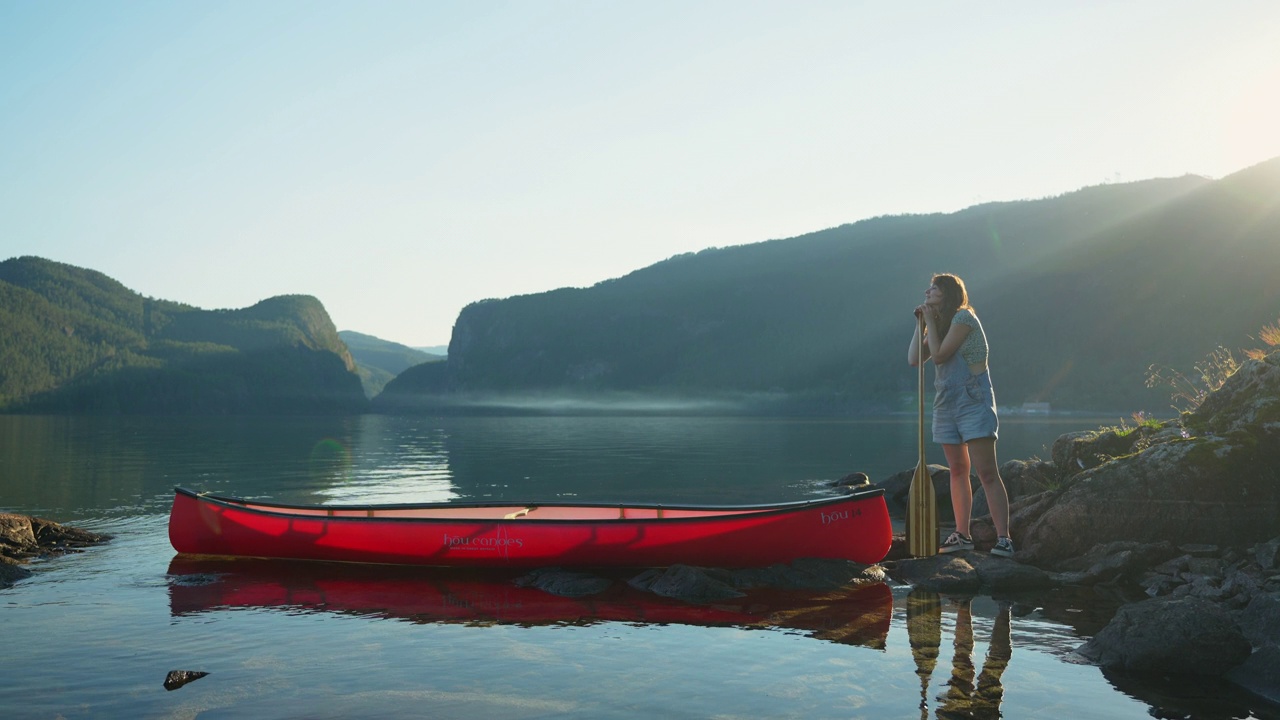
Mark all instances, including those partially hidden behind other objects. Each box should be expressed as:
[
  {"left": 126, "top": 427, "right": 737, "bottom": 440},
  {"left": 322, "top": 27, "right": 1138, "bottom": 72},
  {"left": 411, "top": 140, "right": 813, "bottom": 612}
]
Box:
[
  {"left": 166, "top": 557, "right": 892, "bottom": 649},
  {"left": 907, "top": 590, "right": 1011, "bottom": 720}
]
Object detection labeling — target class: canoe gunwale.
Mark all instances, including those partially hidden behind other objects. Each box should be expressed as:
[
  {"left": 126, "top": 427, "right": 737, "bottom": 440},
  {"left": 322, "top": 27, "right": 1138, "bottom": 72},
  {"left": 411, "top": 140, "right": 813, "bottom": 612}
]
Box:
[{"left": 172, "top": 485, "right": 885, "bottom": 526}]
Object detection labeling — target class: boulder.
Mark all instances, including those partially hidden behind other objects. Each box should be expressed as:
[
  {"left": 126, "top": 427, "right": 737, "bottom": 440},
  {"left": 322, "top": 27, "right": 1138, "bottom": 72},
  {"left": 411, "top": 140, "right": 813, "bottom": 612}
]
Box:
[
  {"left": 886, "top": 554, "right": 981, "bottom": 593},
  {"left": 728, "top": 558, "right": 886, "bottom": 591},
  {"left": 1075, "top": 596, "right": 1252, "bottom": 675},
  {"left": 628, "top": 565, "right": 744, "bottom": 603},
  {"left": 163, "top": 670, "right": 209, "bottom": 691},
  {"left": 1226, "top": 645, "right": 1280, "bottom": 706},
  {"left": 0, "top": 555, "right": 32, "bottom": 588},
  {"left": 878, "top": 464, "right": 955, "bottom": 516},
  {"left": 1237, "top": 592, "right": 1280, "bottom": 648},
  {"left": 0, "top": 512, "right": 107, "bottom": 561},
  {"left": 1052, "top": 428, "right": 1138, "bottom": 476},
  {"left": 515, "top": 568, "right": 614, "bottom": 597},
  {"left": 1011, "top": 354, "right": 1280, "bottom": 570}
]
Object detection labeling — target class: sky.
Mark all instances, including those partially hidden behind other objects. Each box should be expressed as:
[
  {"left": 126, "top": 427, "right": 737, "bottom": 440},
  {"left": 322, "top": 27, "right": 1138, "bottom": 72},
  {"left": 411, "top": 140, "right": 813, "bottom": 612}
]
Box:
[{"left": 3, "top": 1, "right": 1279, "bottom": 348}]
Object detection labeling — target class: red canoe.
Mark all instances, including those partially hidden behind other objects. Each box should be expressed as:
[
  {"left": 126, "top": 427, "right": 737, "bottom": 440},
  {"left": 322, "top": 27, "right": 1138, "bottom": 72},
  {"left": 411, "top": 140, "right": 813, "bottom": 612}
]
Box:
[{"left": 168, "top": 485, "right": 892, "bottom": 568}]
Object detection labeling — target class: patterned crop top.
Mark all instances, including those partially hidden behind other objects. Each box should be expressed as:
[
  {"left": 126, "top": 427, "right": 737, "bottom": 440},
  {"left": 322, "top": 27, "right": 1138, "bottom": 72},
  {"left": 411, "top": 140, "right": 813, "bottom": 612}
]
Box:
[{"left": 950, "top": 308, "right": 988, "bottom": 366}]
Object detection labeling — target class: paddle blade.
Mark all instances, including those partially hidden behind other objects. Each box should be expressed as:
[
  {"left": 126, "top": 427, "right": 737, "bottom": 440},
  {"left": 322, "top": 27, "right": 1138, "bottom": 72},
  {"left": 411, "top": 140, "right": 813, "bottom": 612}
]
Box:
[{"left": 906, "top": 462, "right": 938, "bottom": 557}]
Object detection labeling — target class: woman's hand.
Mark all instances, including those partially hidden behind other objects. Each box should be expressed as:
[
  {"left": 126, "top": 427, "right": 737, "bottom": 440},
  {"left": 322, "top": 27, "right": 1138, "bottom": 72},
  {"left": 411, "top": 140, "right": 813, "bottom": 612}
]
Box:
[{"left": 914, "top": 304, "right": 937, "bottom": 324}]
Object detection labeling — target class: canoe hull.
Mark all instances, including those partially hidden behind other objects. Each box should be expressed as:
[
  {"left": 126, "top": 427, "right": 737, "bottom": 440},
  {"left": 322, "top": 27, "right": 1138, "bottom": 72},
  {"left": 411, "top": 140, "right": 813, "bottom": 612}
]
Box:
[{"left": 168, "top": 487, "right": 893, "bottom": 568}]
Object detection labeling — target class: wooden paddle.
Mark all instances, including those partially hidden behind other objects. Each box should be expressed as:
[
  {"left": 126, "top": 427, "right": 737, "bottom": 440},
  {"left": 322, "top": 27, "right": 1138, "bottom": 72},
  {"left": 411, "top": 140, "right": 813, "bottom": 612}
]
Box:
[{"left": 907, "top": 313, "right": 938, "bottom": 557}]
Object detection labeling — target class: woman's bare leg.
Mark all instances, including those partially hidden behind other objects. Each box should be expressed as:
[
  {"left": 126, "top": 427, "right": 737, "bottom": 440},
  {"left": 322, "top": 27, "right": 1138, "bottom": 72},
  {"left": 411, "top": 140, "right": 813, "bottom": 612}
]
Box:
[
  {"left": 942, "top": 443, "right": 972, "bottom": 536},
  {"left": 967, "top": 437, "right": 1010, "bottom": 537}
]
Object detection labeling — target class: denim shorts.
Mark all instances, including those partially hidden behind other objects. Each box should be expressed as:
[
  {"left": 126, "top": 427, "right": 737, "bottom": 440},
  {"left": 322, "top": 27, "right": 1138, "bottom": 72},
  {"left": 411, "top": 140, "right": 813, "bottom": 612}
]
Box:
[{"left": 932, "top": 372, "right": 999, "bottom": 445}]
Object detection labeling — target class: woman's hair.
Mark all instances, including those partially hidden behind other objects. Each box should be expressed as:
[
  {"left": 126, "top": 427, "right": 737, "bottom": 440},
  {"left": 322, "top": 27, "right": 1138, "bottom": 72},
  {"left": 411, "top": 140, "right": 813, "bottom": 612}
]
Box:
[{"left": 931, "top": 273, "right": 971, "bottom": 325}]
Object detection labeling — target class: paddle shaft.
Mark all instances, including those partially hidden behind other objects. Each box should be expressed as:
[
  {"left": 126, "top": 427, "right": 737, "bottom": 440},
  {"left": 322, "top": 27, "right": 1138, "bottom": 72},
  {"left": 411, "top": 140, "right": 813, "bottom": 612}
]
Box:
[{"left": 906, "top": 314, "right": 938, "bottom": 556}]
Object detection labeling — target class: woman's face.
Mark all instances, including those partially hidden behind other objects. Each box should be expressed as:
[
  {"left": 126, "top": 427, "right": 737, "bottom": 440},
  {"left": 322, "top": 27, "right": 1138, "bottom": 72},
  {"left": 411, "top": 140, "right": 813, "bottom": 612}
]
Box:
[{"left": 924, "top": 283, "right": 944, "bottom": 306}]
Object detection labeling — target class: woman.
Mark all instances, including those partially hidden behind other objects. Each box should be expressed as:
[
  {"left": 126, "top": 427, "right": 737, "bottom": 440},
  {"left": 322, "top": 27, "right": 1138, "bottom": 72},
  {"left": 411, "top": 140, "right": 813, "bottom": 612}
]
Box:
[{"left": 907, "top": 273, "right": 1013, "bottom": 557}]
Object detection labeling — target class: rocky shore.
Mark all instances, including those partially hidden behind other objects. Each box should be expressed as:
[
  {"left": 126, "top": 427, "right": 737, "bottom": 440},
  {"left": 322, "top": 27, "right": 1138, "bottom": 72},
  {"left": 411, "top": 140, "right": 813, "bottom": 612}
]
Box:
[
  {"left": 0, "top": 511, "right": 107, "bottom": 587},
  {"left": 874, "top": 350, "right": 1280, "bottom": 704}
]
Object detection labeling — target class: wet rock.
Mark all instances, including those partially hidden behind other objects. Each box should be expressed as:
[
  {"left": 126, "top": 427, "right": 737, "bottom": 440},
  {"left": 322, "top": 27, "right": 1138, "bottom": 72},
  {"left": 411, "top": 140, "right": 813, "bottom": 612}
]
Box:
[
  {"left": 1226, "top": 645, "right": 1280, "bottom": 705},
  {"left": 163, "top": 670, "right": 209, "bottom": 691},
  {"left": 886, "top": 554, "right": 981, "bottom": 593},
  {"left": 515, "top": 568, "right": 613, "bottom": 597},
  {"left": 0, "top": 513, "right": 109, "bottom": 587},
  {"left": 729, "top": 558, "right": 886, "bottom": 591},
  {"left": 971, "top": 555, "right": 1056, "bottom": 592},
  {"left": 0, "top": 512, "right": 107, "bottom": 561},
  {"left": 0, "top": 556, "right": 32, "bottom": 588},
  {"left": 1075, "top": 596, "right": 1252, "bottom": 675},
  {"left": 829, "top": 472, "right": 870, "bottom": 489},
  {"left": 1237, "top": 592, "right": 1280, "bottom": 648},
  {"left": 628, "top": 564, "right": 744, "bottom": 603}
]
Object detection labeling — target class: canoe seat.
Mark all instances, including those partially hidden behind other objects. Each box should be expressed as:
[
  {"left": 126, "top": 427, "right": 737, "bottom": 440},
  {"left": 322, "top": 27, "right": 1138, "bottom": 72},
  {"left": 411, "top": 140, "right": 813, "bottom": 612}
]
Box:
[{"left": 504, "top": 506, "right": 537, "bottom": 519}]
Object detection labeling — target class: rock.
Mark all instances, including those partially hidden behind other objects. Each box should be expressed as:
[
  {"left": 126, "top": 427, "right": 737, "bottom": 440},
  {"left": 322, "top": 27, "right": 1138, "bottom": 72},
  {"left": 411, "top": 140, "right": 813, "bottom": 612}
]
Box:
[
  {"left": 1187, "top": 352, "right": 1280, "bottom": 436},
  {"left": 1052, "top": 541, "right": 1178, "bottom": 586},
  {"left": 1226, "top": 645, "right": 1280, "bottom": 706},
  {"left": 0, "top": 512, "right": 108, "bottom": 562},
  {"left": 514, "top": 568, "right": 613, "bottom": 597},
  {"left": 163, "top": 670, "right": 209, "bottom": 691},
  {"left": 1075, "top": 596, "right": 1252, "bottom": 675},
  {"left": 830, "top": 472, "right": 870, "bottom": 488},
  {"left": 1014, "top": 440, "right": 1280, "bottom": 569},
  {"left": 628, "top": 565, "right": 744, "bottom": 603},
  {"left": 971, "top": 554, "right": 1057, "bottom": 592},
  {"left": 0, "top": 555, "right": 32, "bottom": 588},
  {"left": 878, "top": 464, "right": 959, "bottom": 516},
  {"left": 1013, "top": 354, "right": 1280, "bottom": 569},
  {"left": 729, "top": 558, "right": 886, "bottom": 591},
  {"left": 1255, "top": 537, "right": 1280, "bottom": 571},
  {"left": 1237, "top": 592, "right": 1280, "bottom": 648},
  {"left": 0, "top": 513, "right": 39, "bottom": 556},
  {"left": 886, "top": 554, "right": 981, "bottom": 593},
  {"left": 1051, "top": 428, "right": 1136, "bottom": 476},
  {"left": 1180, "top": 543, "right": 1220, "bottom": 557},
  {"left": 0, "top": 513, "right": 109, "bottom": 587}
]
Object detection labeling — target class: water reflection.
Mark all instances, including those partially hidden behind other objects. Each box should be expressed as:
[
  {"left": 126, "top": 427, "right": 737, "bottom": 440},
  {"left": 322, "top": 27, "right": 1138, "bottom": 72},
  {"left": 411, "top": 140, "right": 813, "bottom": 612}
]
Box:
[
  {"left": 907, "top": 590, "right": 1011, "bottom": 720},
  {"left": 166, "top": 557, "right": 893, "bottom": 649}
]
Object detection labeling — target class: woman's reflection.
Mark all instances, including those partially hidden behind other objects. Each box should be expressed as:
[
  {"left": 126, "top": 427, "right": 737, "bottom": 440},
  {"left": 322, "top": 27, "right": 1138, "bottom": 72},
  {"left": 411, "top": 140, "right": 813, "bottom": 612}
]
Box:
[{"left": 906, "top": 592, "right": 1012, "bottom": 720}]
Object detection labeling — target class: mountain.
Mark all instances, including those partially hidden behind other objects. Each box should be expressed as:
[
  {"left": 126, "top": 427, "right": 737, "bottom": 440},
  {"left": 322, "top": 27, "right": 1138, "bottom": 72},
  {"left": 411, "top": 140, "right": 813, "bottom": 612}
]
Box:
[
  {"left": 338, "top": 330, "right": 443, "bottom": 398},
  {"left": 376, "top": 157, "right": 1280, "bottom": 415},
  {"left": 0, "top": 257, "right": 367, "bottom": 414}
]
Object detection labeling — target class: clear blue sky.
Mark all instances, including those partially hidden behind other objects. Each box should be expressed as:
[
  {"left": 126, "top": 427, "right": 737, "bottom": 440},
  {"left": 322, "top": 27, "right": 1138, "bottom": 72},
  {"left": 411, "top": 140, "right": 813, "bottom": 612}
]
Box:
[{"left": 3, "top": 1, "right": 1278, "bottom": 347}]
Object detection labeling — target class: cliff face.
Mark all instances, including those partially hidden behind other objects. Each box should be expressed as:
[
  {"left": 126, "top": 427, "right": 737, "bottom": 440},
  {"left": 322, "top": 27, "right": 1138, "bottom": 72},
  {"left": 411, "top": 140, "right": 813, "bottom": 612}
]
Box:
[
  {"left": 0, "top": 256, "right": 366, "bottom": 414},
  {"left": 380, "top": 157, "right": 1280, "bottom": 413}
]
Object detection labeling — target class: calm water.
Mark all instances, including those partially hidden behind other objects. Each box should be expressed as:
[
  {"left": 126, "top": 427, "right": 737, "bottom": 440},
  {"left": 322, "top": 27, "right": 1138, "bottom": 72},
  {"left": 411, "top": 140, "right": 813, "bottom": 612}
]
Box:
[{"left": 0, "top": 414, "right": 1272, "bottom": 719}]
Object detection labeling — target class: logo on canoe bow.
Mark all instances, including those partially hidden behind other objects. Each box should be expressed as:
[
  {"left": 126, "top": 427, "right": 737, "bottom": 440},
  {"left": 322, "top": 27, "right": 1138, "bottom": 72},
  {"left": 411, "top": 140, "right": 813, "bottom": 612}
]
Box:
[
  {"left": 443, "top": 533, "right": 524, "bottom": 551},
  {"left": 820, "top": 508, "right": 861, "bottom": 525}
]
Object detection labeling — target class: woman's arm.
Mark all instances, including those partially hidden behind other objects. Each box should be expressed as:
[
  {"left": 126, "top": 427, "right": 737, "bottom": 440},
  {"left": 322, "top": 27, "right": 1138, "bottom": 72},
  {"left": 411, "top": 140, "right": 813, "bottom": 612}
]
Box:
[{"left": 924, "top": 313, "right": 972, "bottom": 365}]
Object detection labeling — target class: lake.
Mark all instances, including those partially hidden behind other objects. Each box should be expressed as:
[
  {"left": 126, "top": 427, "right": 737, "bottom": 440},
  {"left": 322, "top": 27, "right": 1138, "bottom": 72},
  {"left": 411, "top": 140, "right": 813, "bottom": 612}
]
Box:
[{"left": 1, "top": 413, "right": 1272, "bottom": 719}]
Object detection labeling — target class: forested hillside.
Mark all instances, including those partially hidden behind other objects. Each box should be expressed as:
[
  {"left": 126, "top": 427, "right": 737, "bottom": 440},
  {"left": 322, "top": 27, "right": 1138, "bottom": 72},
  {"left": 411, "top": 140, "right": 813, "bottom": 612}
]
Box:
[
  {"left": 0, "top": 257, "right": 367, "bottom": 414},
  {"left": 378, "top": 157, "right": 1280, "bottom": 414}
]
